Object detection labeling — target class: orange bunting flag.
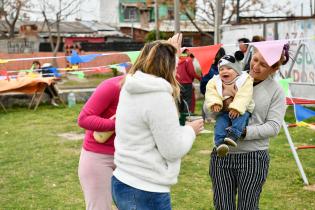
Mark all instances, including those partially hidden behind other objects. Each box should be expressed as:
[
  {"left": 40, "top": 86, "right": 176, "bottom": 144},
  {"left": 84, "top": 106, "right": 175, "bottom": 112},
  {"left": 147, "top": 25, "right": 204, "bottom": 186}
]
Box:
[{"left": 188, "top": 44, "right": 222, "bottom": 76}]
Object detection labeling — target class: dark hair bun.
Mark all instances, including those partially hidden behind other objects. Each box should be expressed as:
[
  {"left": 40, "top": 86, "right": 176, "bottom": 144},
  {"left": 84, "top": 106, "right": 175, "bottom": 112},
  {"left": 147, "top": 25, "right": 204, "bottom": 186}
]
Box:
[
  {"left": 234, "top": 51, "right": 244, "bottom": 61},
  {"left": 282, "top": 44, "right": 290, "bottom": 65}
]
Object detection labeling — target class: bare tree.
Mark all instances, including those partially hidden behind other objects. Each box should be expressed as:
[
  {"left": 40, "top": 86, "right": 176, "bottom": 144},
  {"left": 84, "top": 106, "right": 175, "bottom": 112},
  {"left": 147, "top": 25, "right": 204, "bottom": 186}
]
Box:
[
  {"left": 179, "top": 0, "right": 213, "bottom": 39},
  {"left": 194, "top": 0, "right": 293, "bottom": 27},
  {"left": 0, "top": 0, "right": 31, "bottom": 38},
  {"left": 39, "top": 0, "right": 82, "bottom": 64},
  {"left": 179, "top": 0, "right": 293, "bottom": 39}
]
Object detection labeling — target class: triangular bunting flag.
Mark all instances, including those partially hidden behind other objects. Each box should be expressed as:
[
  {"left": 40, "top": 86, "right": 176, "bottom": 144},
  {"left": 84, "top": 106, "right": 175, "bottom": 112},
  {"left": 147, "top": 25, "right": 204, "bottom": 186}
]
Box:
[
  {"left": 0, "top": 59, "right": 8, "bottom": 64},
  {"left": 126, "top": 51, "right": 140, "bottom": 64},
  {"left": 250, "top": 40, "right": 287, "bottom": 66},
  {"left": 66, "top": 50, "right": 102, "bottom": 64},
  {"left": 188, "top": 44, "right": 222, "bottom": 76},
  {"left": 70, "top": 71, "right": 85, "bottom": 79},
  {"left": 278, "top": 78, "right": 293, "bottom": 96},
  {"left": 294, "top": 104, "right": 315, "bottom": 122}
]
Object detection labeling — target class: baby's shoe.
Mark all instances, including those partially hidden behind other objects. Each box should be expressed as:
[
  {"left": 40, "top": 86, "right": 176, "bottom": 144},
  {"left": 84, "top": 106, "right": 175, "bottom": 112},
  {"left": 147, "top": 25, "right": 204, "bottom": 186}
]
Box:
[{"left": 216, "top": 144, "right": 229, "bottom": 157}]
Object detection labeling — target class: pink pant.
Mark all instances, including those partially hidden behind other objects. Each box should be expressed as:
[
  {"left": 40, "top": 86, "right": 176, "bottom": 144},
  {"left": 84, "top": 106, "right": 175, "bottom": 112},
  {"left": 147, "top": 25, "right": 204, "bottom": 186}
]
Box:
[{"left": 78, "top": 148, "right": 115, "bottom": 210}]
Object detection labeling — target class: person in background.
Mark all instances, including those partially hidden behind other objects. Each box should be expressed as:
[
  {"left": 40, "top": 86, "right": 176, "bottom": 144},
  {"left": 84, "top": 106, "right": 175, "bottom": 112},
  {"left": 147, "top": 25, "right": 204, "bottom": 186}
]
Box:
[
  {"left": 209, "top": 45, "right": 289, "bottom": 210},
  {"left": 112, "top": 35, "right": 204, "bottom": 210},
  {"left": 77, "top": 75, "right": 123, "bottom": 210},
  {"left": 251, "top": 35, "right": 265, "bottom": 42},
  {"left": 32, "top": 60, "right": 41, "bottom": 73},
  {"left": 188, "top": 52, "right": 198, "bottom": 113},
  {"left": 32, "top": 61, "right": 60, "bottom": 107},
  {"left": 238, "top": 38, "right": 251, "bottom": 71},
  {"left": 238, "top": 38, "right": 250, "bottom": 54},
  {"left": 176, "top": 48, "right": 201, "bottom": 115}
]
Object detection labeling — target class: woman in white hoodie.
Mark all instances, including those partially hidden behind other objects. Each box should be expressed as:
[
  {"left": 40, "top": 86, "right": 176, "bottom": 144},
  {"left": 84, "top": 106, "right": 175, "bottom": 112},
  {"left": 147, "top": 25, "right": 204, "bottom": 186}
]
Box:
[{"left": 112, "top": 39, "right": 204, "bottom": 210}]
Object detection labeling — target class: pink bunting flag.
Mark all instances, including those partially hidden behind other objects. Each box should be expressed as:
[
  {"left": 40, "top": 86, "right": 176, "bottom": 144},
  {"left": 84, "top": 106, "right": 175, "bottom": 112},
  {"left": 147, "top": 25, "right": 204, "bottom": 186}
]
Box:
[
  {"left": 188, "top": 44, "right": 222, "bottom": 76},
  {"left": 92, "top": 67, "right": 112, "bottom": 73},
  {"left": 250, "top": 40, "right": 288, "bottom": 67}
]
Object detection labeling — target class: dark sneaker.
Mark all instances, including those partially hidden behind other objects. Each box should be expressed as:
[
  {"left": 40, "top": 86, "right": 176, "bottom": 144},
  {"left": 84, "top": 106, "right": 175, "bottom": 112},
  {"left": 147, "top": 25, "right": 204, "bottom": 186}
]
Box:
[
  {"left": 224, "top": 137, "right": 237, "bottom": 147},
  {"left": 216, "top": 144, "right": 229, "bottom": 157}
]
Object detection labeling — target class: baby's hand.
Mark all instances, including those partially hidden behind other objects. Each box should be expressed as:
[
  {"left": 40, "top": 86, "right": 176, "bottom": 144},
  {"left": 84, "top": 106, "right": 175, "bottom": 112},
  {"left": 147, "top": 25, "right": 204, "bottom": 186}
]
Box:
[
  {"left": 211, "top": 104, "right": 221, "bottom": 112},
  {"left": 229, "top": 109, "right": 240, "bottom": 119}
]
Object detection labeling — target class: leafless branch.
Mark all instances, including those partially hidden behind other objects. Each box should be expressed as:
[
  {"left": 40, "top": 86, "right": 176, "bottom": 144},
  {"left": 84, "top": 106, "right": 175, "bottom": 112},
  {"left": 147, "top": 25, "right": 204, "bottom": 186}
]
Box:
[{"left": 180, "top": 0, "right": 213, "bottom": 39}]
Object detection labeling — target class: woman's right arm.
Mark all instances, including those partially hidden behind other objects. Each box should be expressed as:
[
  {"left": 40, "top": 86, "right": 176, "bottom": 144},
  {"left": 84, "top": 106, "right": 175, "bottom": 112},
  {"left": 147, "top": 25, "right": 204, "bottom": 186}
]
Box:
[
  {"left": 146, "top": 92, "right": 197, "bottom": 161},
  {"left": 244, "top": 88, "right": 286, "bottom": 140},
  {"left": 78, "top": 81, "right": 117, "bottom": 132}
]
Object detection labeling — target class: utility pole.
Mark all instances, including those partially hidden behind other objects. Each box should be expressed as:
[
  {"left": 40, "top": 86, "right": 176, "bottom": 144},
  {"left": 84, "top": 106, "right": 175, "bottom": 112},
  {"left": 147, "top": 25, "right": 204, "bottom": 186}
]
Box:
[
  {"left": 155, "top": 0, "right": 160, "bottom": 40},
  {"left": 236, "top": 0, "right": 240, "bottom": 23},
  {"left": 174, "top": 0, "right": 180, "bottom": 33},
  {"left": 214, "top": 0, "right": 222, "bottom": 44}
]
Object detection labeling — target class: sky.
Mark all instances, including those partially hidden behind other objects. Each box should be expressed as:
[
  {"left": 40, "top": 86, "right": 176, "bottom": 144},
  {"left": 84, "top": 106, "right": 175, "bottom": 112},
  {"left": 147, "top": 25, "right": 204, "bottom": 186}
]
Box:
[{"left": 24, "top": 0, "right": 314, "bottom": 22}]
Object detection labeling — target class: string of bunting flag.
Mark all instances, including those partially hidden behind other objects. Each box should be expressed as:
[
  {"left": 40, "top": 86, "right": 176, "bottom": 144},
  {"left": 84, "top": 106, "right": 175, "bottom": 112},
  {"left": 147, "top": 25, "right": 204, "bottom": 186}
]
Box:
[
  {"left": 278, "top": 78, "right": 315, "bottom": 131},
  {"left": 0, "top": 62, "right": 130, "bottom": 80},
  {"left": 0, "top": 36, "right": 315, "bottom": 80}
]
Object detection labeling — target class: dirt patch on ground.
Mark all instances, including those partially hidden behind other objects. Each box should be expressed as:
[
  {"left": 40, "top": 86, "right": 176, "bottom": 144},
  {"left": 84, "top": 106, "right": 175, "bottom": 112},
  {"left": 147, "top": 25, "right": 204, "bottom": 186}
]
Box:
[
  {"left": 58, "top": 132, "right": 84, "bottom": 141},
  {"left": 303, "top": 184, "right": 315, "bottom": 191}
]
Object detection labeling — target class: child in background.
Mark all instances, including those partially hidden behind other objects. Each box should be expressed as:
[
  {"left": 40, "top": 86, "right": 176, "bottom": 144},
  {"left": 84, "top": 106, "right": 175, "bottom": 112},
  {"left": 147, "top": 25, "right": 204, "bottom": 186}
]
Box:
[
  {"left": 205, "top": 51, "right": 255, "bottom": 157},
  {"left": 176, "top": 48, "right": 201, "bottom": 114}
]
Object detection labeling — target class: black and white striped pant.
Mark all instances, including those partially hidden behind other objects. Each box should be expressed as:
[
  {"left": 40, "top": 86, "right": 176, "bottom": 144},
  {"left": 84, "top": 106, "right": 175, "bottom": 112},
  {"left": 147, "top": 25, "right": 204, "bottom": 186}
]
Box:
[{"left": 210, "top": 149, "right": 269, "bottom": 210}]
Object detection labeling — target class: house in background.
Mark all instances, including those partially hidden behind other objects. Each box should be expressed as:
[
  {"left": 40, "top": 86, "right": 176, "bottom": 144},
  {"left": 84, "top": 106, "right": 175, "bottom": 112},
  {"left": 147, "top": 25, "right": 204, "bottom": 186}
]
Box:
[
  {"left": 100, "top": 0, "right": 214, "bottom": 46},
  {"left": 0, "top": 20, "right": 131, "bottom": 53}
]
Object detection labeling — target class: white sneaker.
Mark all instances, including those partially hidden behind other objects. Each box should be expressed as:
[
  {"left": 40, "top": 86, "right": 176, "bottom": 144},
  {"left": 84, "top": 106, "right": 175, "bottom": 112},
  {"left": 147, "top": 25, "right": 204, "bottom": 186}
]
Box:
[
  {"left": 51, "top": 99, "right": 59, "bottom": 107},
  {"left": 216, "top": 144, "right": 229, "bottom": 157}
]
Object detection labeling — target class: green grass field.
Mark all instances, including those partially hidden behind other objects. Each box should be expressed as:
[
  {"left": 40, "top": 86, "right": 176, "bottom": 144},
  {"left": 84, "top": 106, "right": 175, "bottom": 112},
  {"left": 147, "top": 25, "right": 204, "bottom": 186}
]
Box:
[{"left": 0, "top": 102, "right": 314, "bottom": 209}]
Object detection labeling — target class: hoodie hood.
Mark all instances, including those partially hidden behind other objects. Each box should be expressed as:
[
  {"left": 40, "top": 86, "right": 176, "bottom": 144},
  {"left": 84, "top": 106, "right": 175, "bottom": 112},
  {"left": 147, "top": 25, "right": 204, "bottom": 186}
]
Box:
[
  {"left": 124, "top": 71, "right": 173, "bottom": 94},
  {"left": 178, "top": 56, "right": 190, "bottom": 65}
]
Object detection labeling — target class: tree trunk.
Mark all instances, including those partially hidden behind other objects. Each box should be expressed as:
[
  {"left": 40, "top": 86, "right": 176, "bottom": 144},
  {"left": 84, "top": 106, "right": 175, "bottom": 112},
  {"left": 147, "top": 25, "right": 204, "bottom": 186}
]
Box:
[{"left": 9, "top": 24, "right": 15, "bottom": 38}]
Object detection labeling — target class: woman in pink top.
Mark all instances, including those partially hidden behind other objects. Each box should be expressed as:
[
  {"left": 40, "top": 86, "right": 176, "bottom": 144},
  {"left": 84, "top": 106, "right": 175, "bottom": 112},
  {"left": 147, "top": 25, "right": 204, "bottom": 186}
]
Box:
[{"left": 77, "top": 75, "right": 123, "bottom": 210}]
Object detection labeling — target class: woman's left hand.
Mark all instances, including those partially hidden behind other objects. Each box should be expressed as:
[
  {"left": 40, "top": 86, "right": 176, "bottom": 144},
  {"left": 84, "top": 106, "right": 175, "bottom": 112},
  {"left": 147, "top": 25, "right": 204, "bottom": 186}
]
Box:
[{"left": 167, "top": 33, "right": 183, "bottom": 56}]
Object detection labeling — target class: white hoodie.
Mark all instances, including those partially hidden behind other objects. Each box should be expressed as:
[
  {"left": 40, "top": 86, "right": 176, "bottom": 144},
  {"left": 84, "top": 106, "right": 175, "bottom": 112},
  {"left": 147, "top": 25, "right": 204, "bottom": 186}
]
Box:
[{"left": 113, "top": 71, "right": 196, "bottom": 192}]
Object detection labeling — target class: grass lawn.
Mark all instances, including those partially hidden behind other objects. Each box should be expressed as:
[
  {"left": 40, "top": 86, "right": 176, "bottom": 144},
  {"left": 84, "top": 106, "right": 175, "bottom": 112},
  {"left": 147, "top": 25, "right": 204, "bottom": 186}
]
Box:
[
  {"left": 57, "top": 72, "right": 121, "bottom": 89},
  {"left": 0, "top": 102, "right": 314, "bottom": 209}
]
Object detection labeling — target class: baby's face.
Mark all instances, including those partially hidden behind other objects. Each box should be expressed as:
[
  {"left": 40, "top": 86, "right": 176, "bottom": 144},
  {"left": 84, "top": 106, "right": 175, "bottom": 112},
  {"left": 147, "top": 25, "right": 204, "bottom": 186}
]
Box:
[{"left": 219, "top": 66, "right": 238, "bottom": 83}]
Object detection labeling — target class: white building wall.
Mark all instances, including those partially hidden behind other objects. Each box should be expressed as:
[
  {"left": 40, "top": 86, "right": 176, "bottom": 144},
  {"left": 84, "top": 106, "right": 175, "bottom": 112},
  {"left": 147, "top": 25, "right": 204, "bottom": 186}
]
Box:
[{"left": 99, "top": 0, "right": 119, "bottom": 27}]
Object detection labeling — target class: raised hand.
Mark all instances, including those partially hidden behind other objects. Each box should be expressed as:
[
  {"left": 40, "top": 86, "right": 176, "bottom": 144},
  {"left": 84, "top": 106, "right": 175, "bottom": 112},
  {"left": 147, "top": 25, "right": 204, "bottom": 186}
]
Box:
[{"left": 167, "top": 33, "right": 183, "bottom": 56}]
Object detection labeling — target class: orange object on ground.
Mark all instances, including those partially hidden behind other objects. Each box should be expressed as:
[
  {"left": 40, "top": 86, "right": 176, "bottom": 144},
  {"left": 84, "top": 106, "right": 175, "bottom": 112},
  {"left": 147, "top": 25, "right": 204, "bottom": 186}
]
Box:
[
  {"left": 0, "top": 77, "right": 55, "bottom": 111},
  {"left": 0, "top": 77, "right": 53, "bottom": 94},
  {"left": 296, "top": 145, "right": 315, "bottom": 150}
]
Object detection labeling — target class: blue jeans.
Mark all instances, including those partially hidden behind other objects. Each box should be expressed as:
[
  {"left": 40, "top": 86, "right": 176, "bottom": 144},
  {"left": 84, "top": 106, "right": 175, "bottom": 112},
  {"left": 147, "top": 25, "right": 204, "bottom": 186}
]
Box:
[
  {"left": 112, "top": 176, "right": 172, "bottom": 210},
  {"left": 214, "top": 111, "right": 250, "bottom": 146}
]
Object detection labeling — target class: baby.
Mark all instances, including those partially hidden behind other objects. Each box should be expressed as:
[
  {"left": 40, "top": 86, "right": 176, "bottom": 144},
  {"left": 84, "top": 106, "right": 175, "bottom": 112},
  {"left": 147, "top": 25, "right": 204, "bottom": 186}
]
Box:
[{"left": 205, "top": 51, "right": 255, "bottom": 156}]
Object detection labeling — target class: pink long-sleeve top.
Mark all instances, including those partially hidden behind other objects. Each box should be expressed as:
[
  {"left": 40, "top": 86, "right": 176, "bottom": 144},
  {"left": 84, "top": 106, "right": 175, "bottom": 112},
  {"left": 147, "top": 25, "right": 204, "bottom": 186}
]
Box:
[{"left": 78, "top": 75, "right": 123, "bottom": 155}]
